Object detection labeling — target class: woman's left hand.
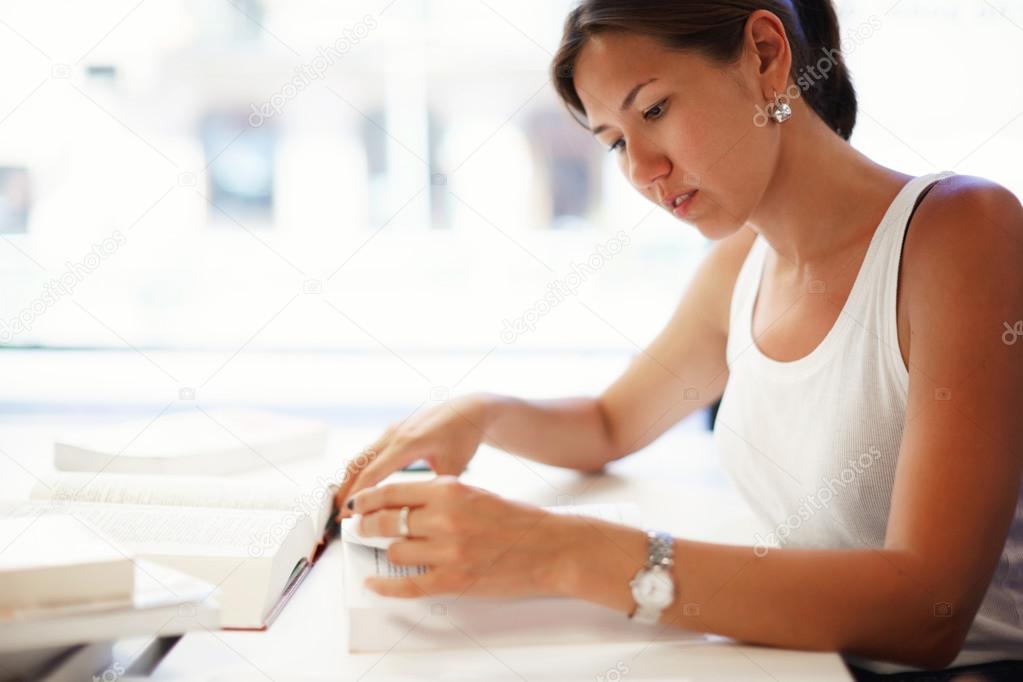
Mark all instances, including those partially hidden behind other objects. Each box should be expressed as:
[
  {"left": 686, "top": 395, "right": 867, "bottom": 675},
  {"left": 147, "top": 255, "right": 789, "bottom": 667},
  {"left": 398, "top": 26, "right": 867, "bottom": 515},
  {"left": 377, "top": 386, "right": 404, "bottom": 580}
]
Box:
[{"left": 348, "top": 475, "right": 571, "bottom": 599}]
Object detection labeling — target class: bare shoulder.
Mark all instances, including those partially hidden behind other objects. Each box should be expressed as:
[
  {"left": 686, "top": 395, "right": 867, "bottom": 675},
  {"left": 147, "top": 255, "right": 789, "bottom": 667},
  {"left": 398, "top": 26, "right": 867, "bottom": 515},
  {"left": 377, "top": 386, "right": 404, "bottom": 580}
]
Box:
[
  {"left": 903, "top": 174, "right": 1023, "bottom": 322},
  {"left": 905, "top": 174, "right": 1023, "bottom": 260}
]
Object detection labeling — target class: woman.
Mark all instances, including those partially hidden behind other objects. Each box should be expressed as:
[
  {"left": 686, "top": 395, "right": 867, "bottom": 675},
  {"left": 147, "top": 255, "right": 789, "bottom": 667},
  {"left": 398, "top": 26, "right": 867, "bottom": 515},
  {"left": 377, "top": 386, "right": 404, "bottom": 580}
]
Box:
[{"left": 335, "top": 1, "right": 1023, "bottom": 677}]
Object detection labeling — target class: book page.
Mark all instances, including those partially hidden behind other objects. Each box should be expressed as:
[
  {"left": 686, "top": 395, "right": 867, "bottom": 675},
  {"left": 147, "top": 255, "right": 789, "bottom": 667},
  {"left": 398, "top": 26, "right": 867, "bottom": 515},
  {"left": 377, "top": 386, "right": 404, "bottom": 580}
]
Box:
[
  {"left": 343, "top": 540, "right": 428, "bottom": 611},
  {"left": 0, "top": 500, "right": 292, "bottom": 556},
  {"left": 30, "top": 472, "right": 334, "bottom": 535},
  {"left": 367, "top": 545, "right": 428, "bottom": 579},
  {"left": 339, "top": 515, "right": 396, "bottom": 550}
]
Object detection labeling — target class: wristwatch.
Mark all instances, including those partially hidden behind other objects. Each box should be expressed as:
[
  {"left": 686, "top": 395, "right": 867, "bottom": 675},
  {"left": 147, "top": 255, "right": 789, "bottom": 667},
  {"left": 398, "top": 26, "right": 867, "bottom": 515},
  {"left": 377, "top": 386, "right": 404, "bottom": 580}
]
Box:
[{"left": 628, "top": 530, "right": 676, "bottom": 624}]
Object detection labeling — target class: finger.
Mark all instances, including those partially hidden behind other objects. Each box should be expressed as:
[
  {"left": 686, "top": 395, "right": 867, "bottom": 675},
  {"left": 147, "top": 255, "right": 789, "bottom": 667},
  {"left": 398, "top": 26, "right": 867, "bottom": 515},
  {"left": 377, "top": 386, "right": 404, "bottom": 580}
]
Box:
[
  {"left": 350, "top": 478, "right": 446, "bottom": 515},
  {"left": 337, "top": 406, "right": 438, "bottom": 514},
  {"left": 358, "top": 507, "right": 429, "bottom": 539},
  {"left": 346, "top": 439, "right": 421, "bottom": 500},
  {"left": 387, "top": 538, "right": 457, "bottom": 567},
  {"left": 365, "top": 570, "right": 454, "bottom": 598},
  {"left": 334, "top": 446, "right": 381, "bottom": 511},
  {"left": 334, "top": 428, "right": 395, "bottom": 513},
  {"left": 336, "top": 448, "right": 414, "bottom": 523}
]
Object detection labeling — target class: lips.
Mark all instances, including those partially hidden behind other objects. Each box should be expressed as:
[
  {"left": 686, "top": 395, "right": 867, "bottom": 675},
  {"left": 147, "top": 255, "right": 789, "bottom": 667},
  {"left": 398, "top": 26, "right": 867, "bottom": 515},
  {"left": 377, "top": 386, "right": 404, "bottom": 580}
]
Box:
[
  {"left": 666, "top": 188, "right": 699, "bottom": 217},
  {"left": 662, "top": 189, "right": 698, "bottom": 210}
]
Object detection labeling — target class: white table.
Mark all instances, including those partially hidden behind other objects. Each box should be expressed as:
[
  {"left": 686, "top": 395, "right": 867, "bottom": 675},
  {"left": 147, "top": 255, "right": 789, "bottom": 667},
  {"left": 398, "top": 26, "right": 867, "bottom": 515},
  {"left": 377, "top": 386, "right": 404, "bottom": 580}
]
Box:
[
  {"left": 0, "top": 414, "right": 853, "bottom": 680},
  {"left": 141, "top": 427, "right": 854, "bottom": 681}
]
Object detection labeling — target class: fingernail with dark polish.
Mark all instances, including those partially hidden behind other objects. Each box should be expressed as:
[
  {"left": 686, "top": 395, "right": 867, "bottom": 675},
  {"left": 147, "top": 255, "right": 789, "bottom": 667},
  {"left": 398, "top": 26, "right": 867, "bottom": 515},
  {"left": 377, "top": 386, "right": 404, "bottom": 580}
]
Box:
[{"left": 346, "top": 498, "right": 354, "bottom": 510}]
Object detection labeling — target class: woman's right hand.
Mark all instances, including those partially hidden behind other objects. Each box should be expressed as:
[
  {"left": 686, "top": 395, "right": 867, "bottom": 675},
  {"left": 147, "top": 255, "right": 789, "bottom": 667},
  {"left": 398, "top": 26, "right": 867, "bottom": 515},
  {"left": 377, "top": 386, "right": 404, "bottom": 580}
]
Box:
[{"left": 334, "top": 393, "right": 491, "bottom": 519}]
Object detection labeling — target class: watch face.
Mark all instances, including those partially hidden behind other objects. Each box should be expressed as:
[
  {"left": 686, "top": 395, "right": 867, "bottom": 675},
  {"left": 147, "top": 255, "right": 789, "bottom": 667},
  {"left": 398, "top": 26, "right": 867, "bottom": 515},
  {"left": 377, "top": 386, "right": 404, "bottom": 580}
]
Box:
[{"left": 631, "top": 567, "right": 674, "bottom": 609}]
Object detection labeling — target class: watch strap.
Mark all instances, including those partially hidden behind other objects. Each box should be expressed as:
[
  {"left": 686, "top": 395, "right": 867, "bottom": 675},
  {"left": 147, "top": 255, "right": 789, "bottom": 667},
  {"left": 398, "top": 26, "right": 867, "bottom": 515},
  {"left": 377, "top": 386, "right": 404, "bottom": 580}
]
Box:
[
  {"left": 647, "top": 530, "right": 674, "bottom": 568},
  {"left": 628, "top": 530, "right": 676, "bottom": 624}
]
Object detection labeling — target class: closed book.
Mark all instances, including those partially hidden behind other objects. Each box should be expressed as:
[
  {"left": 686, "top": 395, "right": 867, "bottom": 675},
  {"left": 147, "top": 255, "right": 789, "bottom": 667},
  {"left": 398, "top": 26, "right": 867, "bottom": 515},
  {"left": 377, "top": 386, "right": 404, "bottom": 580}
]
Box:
[
  {"left": 0, "top": 560, "right": 218, "bottom": 654},
  {"left": 0, "top": 515, "right": 133, "bottom": 612},
  {"left": 54, "top": 407, "right": 328, "bottom": 476}
]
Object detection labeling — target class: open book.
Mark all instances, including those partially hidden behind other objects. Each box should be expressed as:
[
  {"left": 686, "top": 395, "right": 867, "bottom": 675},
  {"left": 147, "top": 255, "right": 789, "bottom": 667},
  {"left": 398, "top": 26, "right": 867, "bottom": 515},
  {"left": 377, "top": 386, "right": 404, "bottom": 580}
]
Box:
[
  {"left": 341, "top": 502, "right": 703, "bottom": 652},
  {"left": 1, "top": 469, "right": 338, "bottom": 629}
]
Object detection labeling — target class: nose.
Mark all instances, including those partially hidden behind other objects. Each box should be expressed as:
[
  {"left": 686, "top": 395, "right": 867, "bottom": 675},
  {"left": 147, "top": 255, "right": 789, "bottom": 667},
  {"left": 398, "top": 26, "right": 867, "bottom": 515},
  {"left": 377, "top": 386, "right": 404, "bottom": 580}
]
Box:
[{"left": 626, "top": 136, "right": 670, "bottom": 191}]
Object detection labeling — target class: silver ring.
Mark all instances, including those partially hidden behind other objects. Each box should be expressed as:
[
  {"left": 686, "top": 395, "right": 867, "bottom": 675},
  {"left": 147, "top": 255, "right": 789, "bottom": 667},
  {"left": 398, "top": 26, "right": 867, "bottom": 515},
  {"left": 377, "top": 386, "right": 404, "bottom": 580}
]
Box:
[{"left": 398, "top": 505, "right": 410, "bottom": 537}]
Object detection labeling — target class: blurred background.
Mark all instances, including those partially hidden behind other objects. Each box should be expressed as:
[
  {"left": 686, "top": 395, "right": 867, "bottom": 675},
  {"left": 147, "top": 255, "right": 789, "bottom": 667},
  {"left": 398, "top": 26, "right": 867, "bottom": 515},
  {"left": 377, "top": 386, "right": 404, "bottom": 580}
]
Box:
[{"left": 0, "top": 0, "right": 1020, "bottom": 426}]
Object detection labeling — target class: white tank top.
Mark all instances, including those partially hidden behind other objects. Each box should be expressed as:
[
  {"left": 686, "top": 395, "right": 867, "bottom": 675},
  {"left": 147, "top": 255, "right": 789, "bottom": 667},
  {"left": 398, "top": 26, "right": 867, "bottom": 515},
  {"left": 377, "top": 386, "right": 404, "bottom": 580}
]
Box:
[{"left": 713, "top": 171, "right": 1023, "bottom": 673}]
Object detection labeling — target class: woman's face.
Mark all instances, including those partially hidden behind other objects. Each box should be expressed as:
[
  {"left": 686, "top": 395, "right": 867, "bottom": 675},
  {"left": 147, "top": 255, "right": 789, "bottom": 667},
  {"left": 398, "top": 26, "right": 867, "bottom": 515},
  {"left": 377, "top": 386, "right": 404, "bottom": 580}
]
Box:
[{"left": 573, "top": 31, "right": 778, "bottom": 240}]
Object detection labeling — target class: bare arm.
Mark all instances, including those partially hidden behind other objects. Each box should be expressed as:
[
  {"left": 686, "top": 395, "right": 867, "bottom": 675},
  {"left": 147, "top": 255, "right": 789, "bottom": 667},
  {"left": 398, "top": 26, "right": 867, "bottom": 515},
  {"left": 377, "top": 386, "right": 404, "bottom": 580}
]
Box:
[
  {"left": 471, "top": 228, "right": 756, "bottom": 472},
  {"left": 551, "top": 180, "right": 1023, "bottom": 669},
  {"left": 598, "top": 227, "right": 755, "bottom": 458},
  {"left": 471, "top": 394, "right": 615, "bottom": 472}
]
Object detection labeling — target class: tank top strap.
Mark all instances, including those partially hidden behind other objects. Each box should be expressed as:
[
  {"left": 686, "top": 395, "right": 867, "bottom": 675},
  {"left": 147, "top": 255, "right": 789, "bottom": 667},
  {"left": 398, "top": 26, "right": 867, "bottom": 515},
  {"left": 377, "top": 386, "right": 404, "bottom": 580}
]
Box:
[
  {"left": 859, "top": 170, "right": 956, "bottom": 380},
  {"left": 868, "top": 170, "right": 956, "bottom": 282}
]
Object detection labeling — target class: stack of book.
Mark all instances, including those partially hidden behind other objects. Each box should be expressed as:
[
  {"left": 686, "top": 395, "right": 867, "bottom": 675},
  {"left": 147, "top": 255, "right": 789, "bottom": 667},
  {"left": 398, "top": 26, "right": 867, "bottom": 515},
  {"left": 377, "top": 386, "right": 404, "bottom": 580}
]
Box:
[
  {"left": 12, "top": 468, "right": 337, "bottom": 628},
  {"left": 0, "top": 407, "right": 336, "bottom": 680},
  {"left": 0, "top": 515, "right": 217, "bottom": 681}
]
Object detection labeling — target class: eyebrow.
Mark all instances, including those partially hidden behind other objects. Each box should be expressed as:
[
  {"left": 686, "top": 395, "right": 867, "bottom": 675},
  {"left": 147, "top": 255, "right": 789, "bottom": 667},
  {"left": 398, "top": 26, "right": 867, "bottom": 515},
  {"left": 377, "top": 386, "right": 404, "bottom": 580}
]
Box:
[{"left": 590, "top": 78, "right": 658, "bottom": 137}]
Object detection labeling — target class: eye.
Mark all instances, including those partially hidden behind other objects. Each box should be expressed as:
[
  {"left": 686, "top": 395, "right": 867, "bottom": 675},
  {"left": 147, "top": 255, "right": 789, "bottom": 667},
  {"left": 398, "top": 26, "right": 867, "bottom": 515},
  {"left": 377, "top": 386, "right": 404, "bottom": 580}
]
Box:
[
  {"left": 605, "top": 98, "right": 668, "bottom": 154},
  {"left": 643, "top": 98, "right": 668, "bottom": 121}
]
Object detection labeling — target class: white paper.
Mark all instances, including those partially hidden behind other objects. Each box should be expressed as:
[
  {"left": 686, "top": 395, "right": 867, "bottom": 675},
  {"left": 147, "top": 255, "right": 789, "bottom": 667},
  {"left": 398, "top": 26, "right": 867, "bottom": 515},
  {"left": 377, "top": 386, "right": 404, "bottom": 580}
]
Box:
[
  {"left": 1, "top": 500, "right": 286, "bottom": 554},
  {"left": 339, "top": 514, "right": 397, "bottom": 550}
]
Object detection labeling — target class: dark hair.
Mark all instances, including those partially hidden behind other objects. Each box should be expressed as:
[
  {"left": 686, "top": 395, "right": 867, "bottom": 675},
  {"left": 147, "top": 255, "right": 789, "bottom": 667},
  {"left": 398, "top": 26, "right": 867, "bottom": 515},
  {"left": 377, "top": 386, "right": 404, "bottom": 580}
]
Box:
[{"left": 551, "top": 0, "right": 857, "bottom": 140}]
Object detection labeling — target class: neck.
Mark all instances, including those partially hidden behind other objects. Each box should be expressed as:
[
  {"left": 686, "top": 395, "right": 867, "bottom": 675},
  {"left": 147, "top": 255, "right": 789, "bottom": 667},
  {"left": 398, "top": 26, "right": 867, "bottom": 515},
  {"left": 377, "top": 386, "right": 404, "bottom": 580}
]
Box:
[{"left": 745, "top": 103, "right": 910, "bottom": 272}]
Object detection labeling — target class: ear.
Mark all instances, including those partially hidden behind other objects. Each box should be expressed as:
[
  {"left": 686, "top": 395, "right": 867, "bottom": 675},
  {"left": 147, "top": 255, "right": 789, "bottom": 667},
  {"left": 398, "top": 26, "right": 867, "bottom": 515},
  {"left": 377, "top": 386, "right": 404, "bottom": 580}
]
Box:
[{"left": 744, "top": 9, "right": 792, "bottom": 99}]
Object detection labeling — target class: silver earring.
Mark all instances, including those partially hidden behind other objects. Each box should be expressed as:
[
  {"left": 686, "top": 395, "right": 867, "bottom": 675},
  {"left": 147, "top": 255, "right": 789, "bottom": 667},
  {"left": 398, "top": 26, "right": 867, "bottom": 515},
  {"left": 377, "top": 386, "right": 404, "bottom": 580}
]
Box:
[{"left": 767, "top": 90, "right": 792, "bottom": 124}]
